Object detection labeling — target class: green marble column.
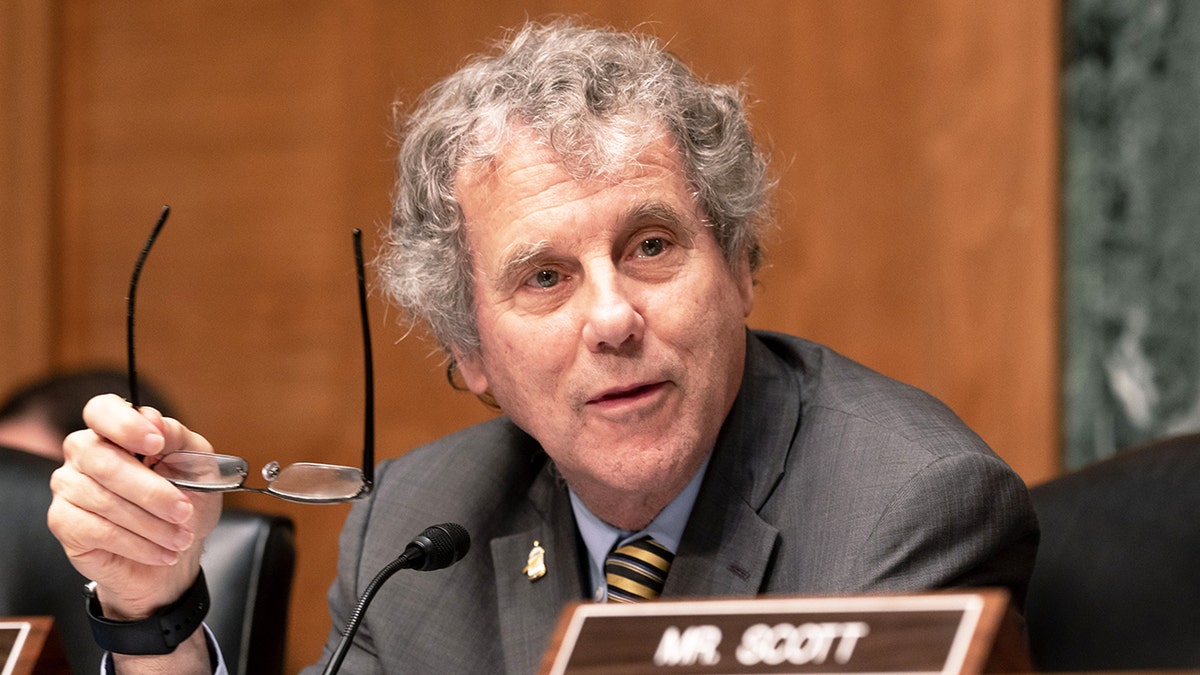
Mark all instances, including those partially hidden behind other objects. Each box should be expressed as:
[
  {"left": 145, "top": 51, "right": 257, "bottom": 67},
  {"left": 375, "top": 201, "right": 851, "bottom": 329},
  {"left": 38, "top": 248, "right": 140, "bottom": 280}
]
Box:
[{"left": 1064, "top": 0, "right": 1200, "bottom": 468}]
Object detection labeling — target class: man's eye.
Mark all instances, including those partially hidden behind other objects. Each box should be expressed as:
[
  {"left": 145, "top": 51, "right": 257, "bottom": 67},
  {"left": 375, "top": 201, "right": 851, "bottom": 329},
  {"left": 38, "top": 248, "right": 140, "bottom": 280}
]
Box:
[
  {"left": 637, "top": 237, "right": 666, "bottom": 257},
  {"left": 530, "top": 269, "right": 559, "bottom": 288}
]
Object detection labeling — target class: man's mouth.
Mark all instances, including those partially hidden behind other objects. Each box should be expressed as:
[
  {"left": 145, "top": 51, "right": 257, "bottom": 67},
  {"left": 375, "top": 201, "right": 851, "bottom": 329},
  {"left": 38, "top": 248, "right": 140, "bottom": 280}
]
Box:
[{"left": 589, "top": 382, "right": 665, "bottom": 405}]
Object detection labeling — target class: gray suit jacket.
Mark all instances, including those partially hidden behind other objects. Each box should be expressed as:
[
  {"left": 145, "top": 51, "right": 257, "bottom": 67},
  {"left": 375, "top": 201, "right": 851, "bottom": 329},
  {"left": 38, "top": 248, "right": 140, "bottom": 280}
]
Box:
[{"left": 302, "top": 331, "right": 1038, "bottom": 674}]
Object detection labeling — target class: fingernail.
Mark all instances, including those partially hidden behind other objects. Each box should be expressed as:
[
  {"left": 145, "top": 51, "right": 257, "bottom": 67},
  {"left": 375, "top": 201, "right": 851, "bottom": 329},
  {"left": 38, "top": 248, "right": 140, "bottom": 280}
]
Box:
[
  {"left": 172, "top": 529, "right": 194, "bottom": 551},
  {"left": 169, "top": 500, "right": 193, "bottom": 524},
  {"left": 161, "top": 550, "right": 180, "bottom": 566}
]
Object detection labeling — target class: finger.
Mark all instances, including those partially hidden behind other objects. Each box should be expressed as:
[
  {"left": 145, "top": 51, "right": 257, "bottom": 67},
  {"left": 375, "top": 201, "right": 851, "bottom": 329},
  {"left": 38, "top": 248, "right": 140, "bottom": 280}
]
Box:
[
  {"left": 82, "top": 394, "right": 166, "bottom": 457},
  {"left": 62, "top": 429, "right": 194, "bottom": 526},
  {"left": 140, "top": 406, "right": 214, "bottom": 457},
  {"left": 52, "top": 463, "right": 196, "bottom": 554},
  {"left": 48, "top": 487, "right": 186, "bottom": 568}
]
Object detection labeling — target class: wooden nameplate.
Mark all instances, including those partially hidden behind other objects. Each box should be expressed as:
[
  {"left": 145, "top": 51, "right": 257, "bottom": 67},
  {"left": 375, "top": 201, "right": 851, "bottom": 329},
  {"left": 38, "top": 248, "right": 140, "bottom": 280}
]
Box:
[
  {"left": 0, "top": 617, "right": 68, "bottom": 675},
  {"left": 540, "top": 589, "right": 1028, "bottom": 674}
]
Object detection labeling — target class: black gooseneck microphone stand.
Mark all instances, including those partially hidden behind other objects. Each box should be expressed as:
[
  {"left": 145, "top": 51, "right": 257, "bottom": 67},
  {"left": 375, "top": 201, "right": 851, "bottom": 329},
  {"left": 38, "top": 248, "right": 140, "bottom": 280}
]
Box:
[{"left": 321, "top": 523, "right": 471, "bottom": 675}]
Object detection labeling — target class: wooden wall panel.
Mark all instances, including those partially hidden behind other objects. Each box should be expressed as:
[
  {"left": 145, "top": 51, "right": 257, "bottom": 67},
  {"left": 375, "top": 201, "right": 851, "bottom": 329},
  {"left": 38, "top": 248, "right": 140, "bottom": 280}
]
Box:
[
  {"left": 0, "top": 1, "right": 56, "bottom": 384},
  {"left": 4, "top": 2, "right": 1059, "bottom": 672}
]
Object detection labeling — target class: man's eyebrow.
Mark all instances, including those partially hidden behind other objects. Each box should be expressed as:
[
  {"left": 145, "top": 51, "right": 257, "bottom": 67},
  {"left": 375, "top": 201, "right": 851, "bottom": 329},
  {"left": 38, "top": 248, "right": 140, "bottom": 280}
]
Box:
[
  {"left": 623, "top": 201, "right": 699, "bottom": 246},
  {"left": 495, "top": 239, "right": 552, "bottom": 291},
  {"left": 625, "top": 201, "right": 685, "bottom": 226}
]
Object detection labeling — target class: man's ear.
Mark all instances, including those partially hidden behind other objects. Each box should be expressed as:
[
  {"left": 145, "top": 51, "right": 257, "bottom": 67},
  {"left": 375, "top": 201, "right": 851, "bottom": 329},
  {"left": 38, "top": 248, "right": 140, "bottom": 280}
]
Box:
[
  {"left": 451, "top": 347, "right": 490, "bottom": 397},
  {"left": 736, "top": 254, "right": 755, "bottom": 318}
]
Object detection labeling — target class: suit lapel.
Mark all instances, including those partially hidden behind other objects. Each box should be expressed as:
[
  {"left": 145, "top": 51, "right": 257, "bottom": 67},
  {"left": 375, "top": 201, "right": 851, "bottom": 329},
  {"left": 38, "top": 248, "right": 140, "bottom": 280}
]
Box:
[
  {"left": 666, "top": 332, "right": 802, "bottom": 599},
  {"left": 492, "top": 462, "right": 583, "bottom": 674},
  {"left": 665, "top": 475, "right": 780, "bottom": 597}
]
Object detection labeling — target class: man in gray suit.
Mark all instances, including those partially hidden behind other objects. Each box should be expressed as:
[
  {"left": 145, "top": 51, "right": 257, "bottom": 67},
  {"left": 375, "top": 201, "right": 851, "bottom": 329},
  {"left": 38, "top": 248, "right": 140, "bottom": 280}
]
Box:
[{"left": 48, "top": 20, "right": 1037, "bottom": 675}]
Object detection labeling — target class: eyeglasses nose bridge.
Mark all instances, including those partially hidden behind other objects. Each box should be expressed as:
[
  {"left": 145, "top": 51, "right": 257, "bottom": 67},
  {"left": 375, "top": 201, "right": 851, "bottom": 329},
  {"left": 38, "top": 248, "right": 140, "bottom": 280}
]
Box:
[{"left": 262, "top": 460, "right": 282, "bottom": 482}]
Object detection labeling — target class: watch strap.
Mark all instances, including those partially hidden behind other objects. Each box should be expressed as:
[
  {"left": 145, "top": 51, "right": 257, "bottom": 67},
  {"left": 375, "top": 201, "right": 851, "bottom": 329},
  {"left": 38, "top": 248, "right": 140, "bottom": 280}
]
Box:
[{"left": 84, "top": 568, "right": 210, "bottom": 655}]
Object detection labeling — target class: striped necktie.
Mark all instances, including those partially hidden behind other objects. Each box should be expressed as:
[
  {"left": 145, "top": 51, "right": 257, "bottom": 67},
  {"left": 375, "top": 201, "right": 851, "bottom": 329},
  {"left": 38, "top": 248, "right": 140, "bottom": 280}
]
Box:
[{"left": 605, "top": 536, "right": 674, "bottom": 603}]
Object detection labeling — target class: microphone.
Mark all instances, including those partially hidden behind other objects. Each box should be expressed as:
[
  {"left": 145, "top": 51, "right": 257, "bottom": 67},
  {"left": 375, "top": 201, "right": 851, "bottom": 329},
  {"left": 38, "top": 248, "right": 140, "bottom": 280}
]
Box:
[
  {"left": 399, "top": 522, "right": 471, "bottom": 571},
  {"left": 322, "top": 523, "right": 471, "bottom": 675}
]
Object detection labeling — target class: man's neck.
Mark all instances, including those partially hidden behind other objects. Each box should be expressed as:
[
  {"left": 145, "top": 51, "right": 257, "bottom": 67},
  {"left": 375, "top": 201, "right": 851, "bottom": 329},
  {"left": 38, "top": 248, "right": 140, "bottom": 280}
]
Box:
[{"left": 569, "top": 454, "right": 711, "bottom": 600}]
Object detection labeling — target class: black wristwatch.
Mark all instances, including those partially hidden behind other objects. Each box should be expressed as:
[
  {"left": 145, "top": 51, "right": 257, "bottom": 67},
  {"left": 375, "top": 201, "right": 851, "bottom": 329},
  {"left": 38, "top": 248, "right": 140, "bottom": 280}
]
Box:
[{"left": 83, "top": 569, "right": 210, "bottom": 655}]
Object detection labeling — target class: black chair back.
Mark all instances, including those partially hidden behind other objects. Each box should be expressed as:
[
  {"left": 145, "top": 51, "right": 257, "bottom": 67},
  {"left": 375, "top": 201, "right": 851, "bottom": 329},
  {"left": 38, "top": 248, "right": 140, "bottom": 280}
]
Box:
[
  {"left": 1026, "top": 433, "right": 1200, "bottom": 670},
  {"left": 0, "top": 447, "right": 94, "bottom": 672},
  {"left": 204, "top": 507, "right": 295, "bottom": 675}
]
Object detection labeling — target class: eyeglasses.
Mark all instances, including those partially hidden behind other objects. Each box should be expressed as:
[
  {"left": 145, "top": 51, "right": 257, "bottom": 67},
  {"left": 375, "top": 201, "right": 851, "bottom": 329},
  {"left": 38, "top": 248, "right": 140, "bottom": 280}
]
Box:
[{"left": 126, "top": 206, "right": 375, "bottom": 503}]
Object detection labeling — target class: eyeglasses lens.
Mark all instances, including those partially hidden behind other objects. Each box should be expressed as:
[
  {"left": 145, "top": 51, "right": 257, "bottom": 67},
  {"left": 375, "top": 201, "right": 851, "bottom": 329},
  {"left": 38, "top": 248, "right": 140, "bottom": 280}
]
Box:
[
  {"left": 267, "top": 462, "right": 366, "bottom": 501},
  {"left": 154, "top": 452, "right": 248, "bottom": 490}
]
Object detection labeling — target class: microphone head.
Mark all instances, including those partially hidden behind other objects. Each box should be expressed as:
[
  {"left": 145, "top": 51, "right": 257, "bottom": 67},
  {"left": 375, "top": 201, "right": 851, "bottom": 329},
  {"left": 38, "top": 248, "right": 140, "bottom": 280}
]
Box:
[{"left": 409, "top": 523, "right": 471, "bottom": 571}]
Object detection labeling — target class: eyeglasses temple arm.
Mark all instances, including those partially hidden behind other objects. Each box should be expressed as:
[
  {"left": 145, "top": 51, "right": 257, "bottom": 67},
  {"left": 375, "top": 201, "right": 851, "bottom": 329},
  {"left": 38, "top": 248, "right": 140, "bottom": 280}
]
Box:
[
  {"left": 353, "top": 229, "right": 375, "bottom": 487},
  {"left": 127, "top": 205, "right": 170, "bottom": 409}
]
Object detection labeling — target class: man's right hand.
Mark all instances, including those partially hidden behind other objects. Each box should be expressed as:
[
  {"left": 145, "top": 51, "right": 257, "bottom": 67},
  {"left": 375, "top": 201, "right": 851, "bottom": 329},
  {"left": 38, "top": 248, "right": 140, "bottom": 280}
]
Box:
[{"left": 47, "top": 393, "right": 222, "bottom": 622}]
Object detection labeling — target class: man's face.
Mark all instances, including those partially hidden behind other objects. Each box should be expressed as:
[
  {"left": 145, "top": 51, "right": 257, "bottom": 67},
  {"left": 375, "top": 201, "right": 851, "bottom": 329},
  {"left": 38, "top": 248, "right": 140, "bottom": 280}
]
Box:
[{"left": 454, "top": 130, "right": 754, "bottom": 528}]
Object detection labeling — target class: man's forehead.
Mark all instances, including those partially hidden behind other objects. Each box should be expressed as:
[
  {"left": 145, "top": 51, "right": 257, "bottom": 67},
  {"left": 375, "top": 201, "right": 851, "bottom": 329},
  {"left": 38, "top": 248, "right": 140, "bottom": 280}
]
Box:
[
  {"left": 457, "top": 141, "right": 697, "bottom": 234},
  {"left": 454, "top": 124, "right": 686, "bottom": 198}
]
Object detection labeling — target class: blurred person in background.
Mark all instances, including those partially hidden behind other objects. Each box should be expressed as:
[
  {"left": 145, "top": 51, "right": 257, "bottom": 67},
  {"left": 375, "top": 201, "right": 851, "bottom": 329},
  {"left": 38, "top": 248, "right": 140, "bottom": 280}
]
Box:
[{"left": 0, "top": 368, "right": 173, "bottom": 462}]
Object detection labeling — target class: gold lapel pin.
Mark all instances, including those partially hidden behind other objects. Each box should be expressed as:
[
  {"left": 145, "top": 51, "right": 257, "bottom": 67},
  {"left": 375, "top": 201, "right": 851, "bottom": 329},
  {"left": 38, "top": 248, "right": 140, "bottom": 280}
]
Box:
[{"left": 524, "top": 540, "right": 547, "bottom": 581}]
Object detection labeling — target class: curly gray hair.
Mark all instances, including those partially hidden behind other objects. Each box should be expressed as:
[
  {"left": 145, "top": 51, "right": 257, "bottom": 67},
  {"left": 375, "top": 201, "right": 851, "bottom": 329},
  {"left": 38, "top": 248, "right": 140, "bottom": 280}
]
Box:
[{"left": 379, "top": 19, "right": 772, "bottom": 356}]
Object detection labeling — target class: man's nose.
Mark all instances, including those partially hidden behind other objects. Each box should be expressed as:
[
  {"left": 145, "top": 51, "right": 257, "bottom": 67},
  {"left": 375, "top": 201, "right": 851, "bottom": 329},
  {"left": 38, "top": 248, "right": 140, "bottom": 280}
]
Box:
[{"left": 580, "top": 269, "right": 644, "bottom": 352}]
